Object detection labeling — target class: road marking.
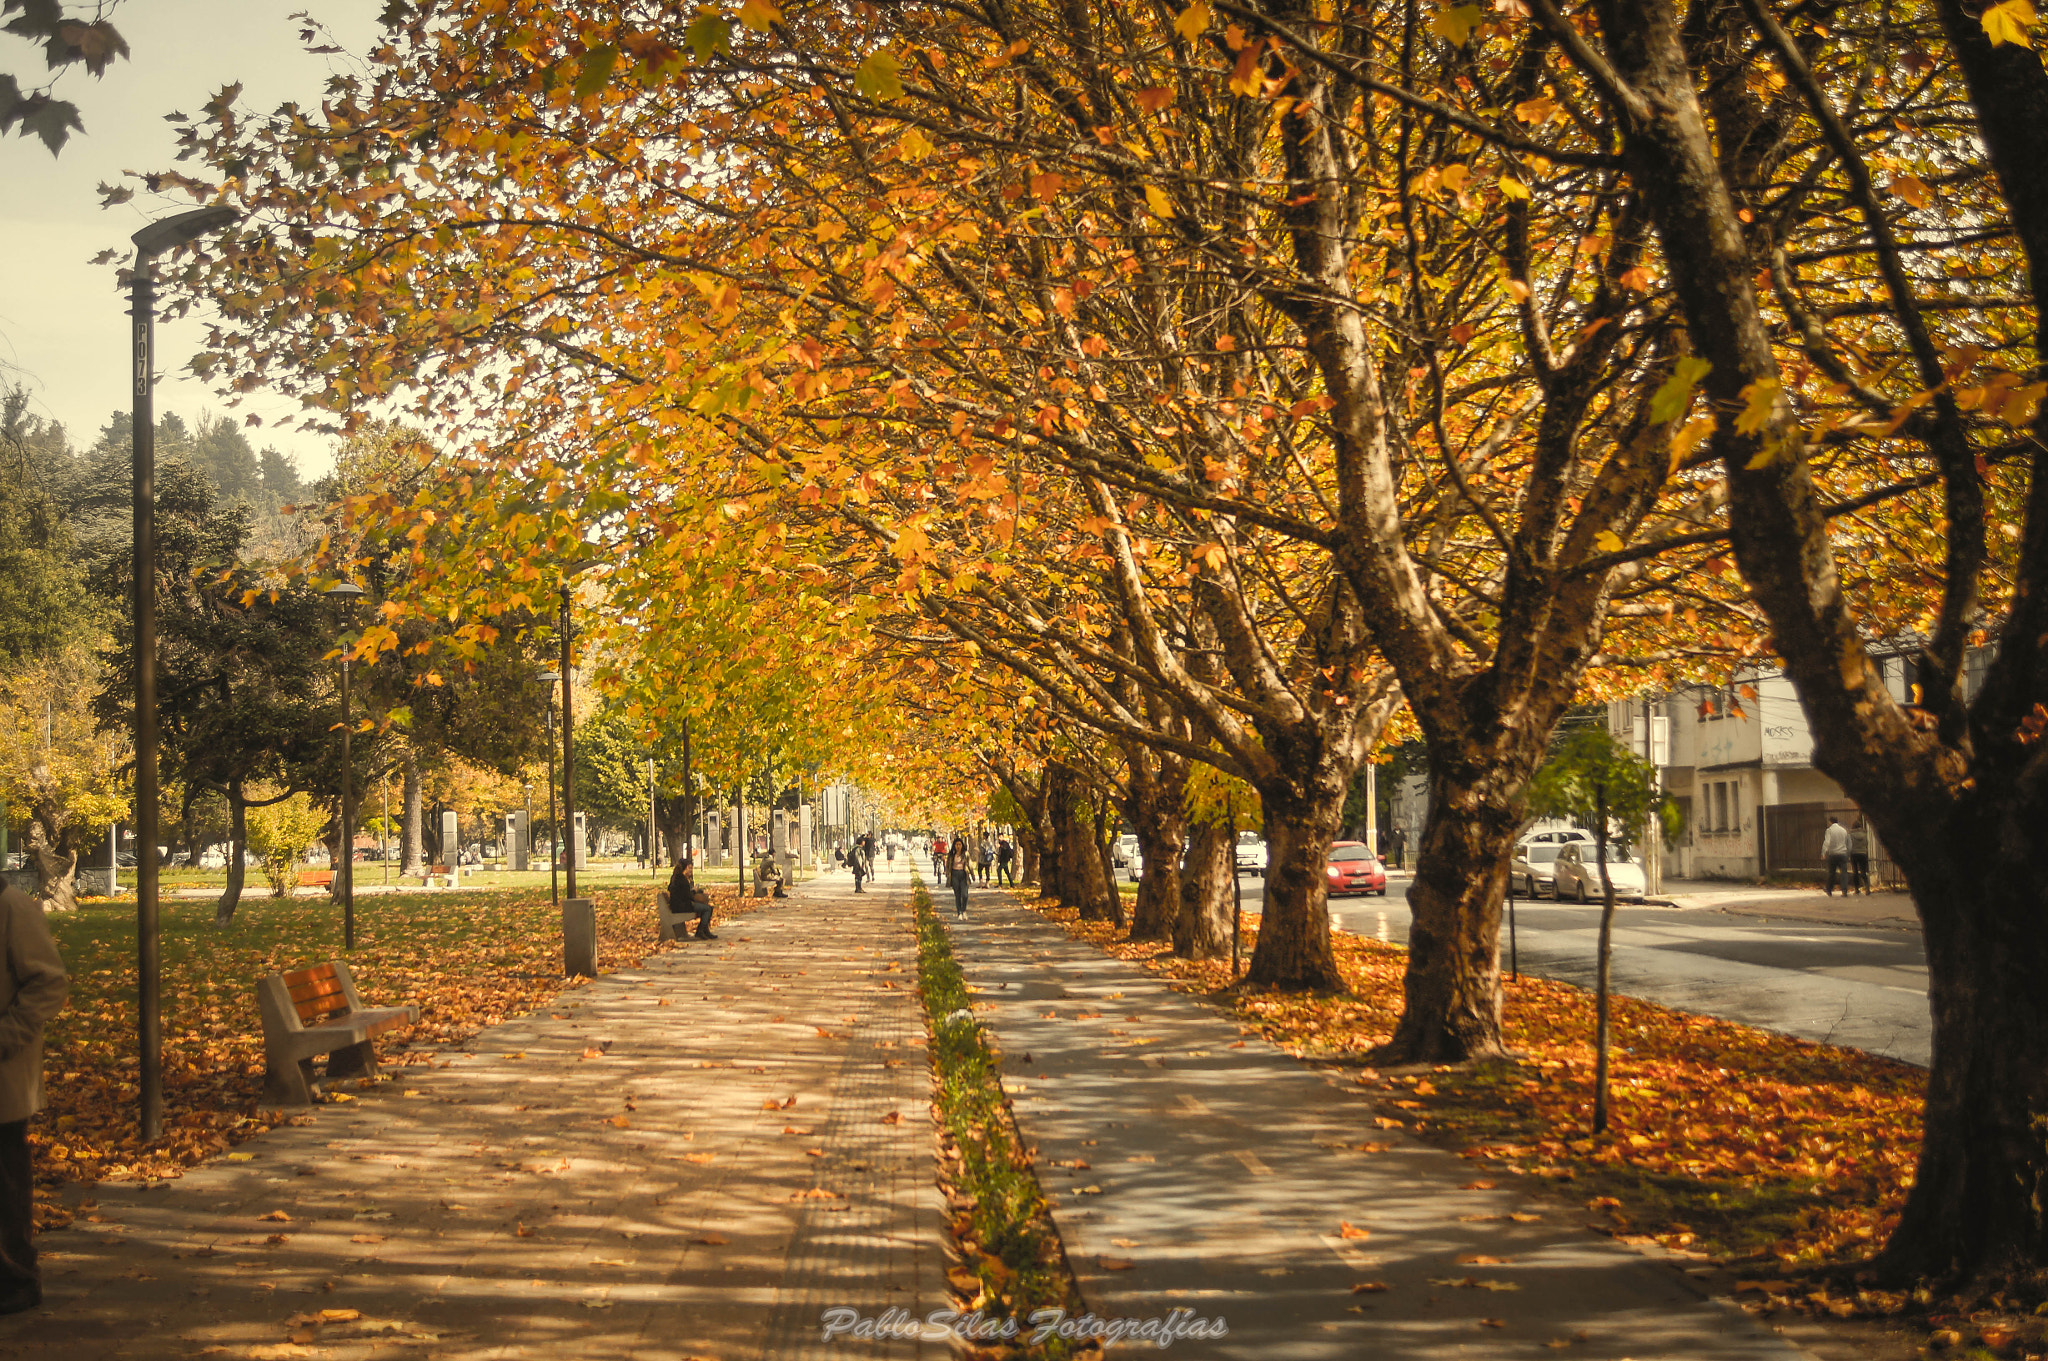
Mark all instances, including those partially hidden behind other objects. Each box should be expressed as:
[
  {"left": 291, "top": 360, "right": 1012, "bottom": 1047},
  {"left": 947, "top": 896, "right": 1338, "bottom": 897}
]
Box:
[
  {"left": 1376, "top": 913, "right": 1389, "bottom": 943},
  {"left": 1233, "top": 1149, "right": 1273, "bottom": 1176},
  {"left": 1178, "top": 1093, "right": 1212, "bottom": 1116}
]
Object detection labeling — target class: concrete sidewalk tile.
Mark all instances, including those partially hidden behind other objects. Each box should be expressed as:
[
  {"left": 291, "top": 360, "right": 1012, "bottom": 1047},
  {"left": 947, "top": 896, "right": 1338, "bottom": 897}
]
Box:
[
  {"left": 945, "top": 896, "right": 1815, "bottom": 1361},
  {"left": 3, "top": 867, "right": 946, "bottom": 1361}
]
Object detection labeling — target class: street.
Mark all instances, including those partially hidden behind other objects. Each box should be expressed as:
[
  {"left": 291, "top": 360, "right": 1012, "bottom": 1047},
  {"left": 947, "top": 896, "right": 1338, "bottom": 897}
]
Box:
[{"left": 1217, "top": 873, "right": 1932, "bottom": 1067}]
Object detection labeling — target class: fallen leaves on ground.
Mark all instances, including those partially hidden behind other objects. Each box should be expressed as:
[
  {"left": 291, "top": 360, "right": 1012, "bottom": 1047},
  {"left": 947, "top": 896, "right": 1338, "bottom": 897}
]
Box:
[
  {"left": 1026, "top": 896, "right": 1924, "bottom": 1286},
  {"left": 33, "top": 884, "right": 748, "bottom": 1208}
]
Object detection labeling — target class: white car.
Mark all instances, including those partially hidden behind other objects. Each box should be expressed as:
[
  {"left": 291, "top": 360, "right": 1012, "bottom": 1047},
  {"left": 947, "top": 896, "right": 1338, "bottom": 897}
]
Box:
[
  {"left": 1234, "top": 832, "right": 1267, "bottom": 876},
  {"left": 1520, "top": 828, "right": 1595, "bottom": 849},
  {"left": 1551, "top": 843, "right": 1648, "bottom": 903},
  {"left": 1511, "top": 843, "right": 1566, "bottom": 898},
  {"left": 1114, "top": 834, "right": 1139, "bottom": 867}
]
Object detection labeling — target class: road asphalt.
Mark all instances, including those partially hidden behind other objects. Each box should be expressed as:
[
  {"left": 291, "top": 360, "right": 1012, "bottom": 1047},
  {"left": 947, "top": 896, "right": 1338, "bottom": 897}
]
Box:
[{"left": 1210, "top": 870, "right": 1937, "bottom": 1068}]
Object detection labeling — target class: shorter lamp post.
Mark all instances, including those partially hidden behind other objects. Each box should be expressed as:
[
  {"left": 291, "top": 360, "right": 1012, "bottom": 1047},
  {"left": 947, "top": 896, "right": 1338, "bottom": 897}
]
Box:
[
  {"left": 325, "top": 580, "right": 365, "bottom": 948},
  {"left": 537, "top": 672, "right": 561, "bottom": 907}
]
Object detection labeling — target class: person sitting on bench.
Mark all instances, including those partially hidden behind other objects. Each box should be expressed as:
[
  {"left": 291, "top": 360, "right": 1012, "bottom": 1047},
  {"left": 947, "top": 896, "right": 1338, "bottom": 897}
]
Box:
[
  {"left": 666, "top": 858, "right": 716, "bottom": 939},
  {"left": 754, "top": 853, "right": 787, "bottom": 899}
]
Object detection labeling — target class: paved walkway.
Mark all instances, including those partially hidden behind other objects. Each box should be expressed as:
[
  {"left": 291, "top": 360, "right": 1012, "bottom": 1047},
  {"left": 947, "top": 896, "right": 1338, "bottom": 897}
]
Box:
[
  {"left": 6, "top": 871, "right": 946, "bottom": 1361},
  {"left": 944, "top": 883, "right": 1814, "bottom": 1360}
]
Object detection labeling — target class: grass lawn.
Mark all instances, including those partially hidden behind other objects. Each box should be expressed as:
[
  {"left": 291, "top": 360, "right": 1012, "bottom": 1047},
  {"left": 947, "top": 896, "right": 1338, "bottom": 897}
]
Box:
[{"left": 33, "top": 880, "right": 750, "bottom": 1208}]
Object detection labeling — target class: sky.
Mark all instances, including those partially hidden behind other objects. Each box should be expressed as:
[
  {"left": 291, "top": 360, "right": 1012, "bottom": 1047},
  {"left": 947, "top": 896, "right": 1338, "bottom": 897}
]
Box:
[{"left": 1, "top": 1, "right": 384, "bottom": 477}]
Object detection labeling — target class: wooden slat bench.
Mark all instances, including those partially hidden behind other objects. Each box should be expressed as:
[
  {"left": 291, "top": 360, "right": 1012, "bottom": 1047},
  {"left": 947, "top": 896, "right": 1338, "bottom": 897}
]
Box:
[
  {"left": 300, "top": 870, "right": 334, "bottom": 890},
  {"left": 424, "top": 862, "right": 456, "bottom": 889},
  {"left": 258, "top": 960, "right": 420, "bottom": 1105}
]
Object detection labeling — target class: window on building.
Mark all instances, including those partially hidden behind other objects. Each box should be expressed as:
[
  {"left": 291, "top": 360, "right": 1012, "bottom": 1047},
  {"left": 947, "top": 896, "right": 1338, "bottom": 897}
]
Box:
[
  {"left": 1729, "top": 781, "right": 1740, "bottom": 831},
  {"left": 1714, "top": 782, "right": 1730, "bottom": 832}
]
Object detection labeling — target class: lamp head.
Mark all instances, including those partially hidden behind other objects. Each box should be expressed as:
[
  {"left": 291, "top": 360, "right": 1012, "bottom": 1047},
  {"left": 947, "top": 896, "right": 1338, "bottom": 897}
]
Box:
[
  {"left": 536, "top": 671, "right": 563, "bottom": 685},
  {"left": 131, "top": 205, "right": 242, "bottom": 260},
  {"left": 324, "top": 581, "right": 366, "bottom": 600}
]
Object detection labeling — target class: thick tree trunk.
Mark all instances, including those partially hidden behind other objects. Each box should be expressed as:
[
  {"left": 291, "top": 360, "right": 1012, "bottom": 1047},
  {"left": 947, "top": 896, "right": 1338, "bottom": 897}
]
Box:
[
  {"left": 1381, "top": 755, "right": 1524, "bottom": 1061},
  {"left": 1173, "top": 818, "right": 1232, "bottom": 959},
  {"left": 1128, "top": 758, "right": 1186, "bottom": 941},
  {"left": 1243, "top": 782, "right": 1345, "bottom": 990},
  {"left": 401, "top": 751, "right": 423, "bottom": 876},
  {"left": 1879, "top": 806, "right": 2048, "bottom": 1284},
  {"left": 28, "top": 825, "right": 76, "bottom": 913},
  {"left": 1046, "top": 763, "right": 1113, "bottom": 919},
  {"left": 216, "top": 793, "right": 248, "bottom": 927}
]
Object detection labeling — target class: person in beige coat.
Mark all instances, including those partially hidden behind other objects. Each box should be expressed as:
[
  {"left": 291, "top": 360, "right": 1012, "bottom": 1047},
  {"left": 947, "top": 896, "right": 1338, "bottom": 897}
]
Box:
[{"left": 0, "top": 881, "right": 68, "bottom": 1314}]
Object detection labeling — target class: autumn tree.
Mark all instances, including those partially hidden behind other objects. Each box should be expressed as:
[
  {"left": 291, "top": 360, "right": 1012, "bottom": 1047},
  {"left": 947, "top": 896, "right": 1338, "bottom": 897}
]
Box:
[{"left": 1522, "top": 0, "right": 2048, "bottom": 1287}]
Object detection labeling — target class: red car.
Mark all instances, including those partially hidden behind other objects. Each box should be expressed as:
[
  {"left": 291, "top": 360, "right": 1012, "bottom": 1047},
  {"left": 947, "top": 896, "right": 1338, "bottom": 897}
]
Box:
[{"left": 1325, "top": 841, "right": 1388, "bottom": 896}]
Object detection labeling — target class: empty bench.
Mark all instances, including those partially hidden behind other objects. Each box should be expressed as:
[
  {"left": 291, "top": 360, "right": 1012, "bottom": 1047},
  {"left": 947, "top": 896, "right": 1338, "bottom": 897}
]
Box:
[
  {"left": 300, "top": 870, "right": 334, "bottom": 891},
  {"left": 258, "top": 960, "right": 420, "bottom": 1105}
]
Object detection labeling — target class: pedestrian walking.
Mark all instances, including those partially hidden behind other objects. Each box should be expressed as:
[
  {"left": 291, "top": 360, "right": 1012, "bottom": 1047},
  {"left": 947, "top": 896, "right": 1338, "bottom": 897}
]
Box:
[
  {"left": 850, "top": 841, "right": 869, "bottom": 894},
  {"left": 1821, "top": 816, "right": 1852, "bottom": 896},
  {"left": 946, "top": 835, "right": 972, "bottom": 919},
  {"left": 977, "top": 836, "right": 994, "bottom": 885},
  {"left": 996, "top": 836, "right": 1016, "bottom": 887},
  {"left": 1849, "top": 816, "right": 1873, "bottom": 895},
  {"left": 1389, "top": 824, "right": 1407, "bottom": 870},
  {"left": 0, "top": 880, "right": 69, "bottom": 1316}
]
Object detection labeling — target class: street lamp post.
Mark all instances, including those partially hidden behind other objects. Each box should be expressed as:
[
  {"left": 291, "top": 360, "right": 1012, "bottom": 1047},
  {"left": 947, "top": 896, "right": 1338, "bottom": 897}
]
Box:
[
  {"left": 129, "top": 203, "right": 239, "bottom": 1142},
  {"left": 537, "top": 672, "right": 561, "bottom": 907},
  {"left": 325, "top": 581, "right": 364, "bottom": 948},
  {"left": 559, "top": 580, "right": 578, "bottom": 901}
]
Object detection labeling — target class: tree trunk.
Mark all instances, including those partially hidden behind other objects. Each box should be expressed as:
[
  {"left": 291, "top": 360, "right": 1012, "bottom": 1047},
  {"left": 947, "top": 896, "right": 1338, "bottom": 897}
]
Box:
[
  {"left": 1877, "top": 809, "right": 2048, "bottom": 1284},
  {"left": 1021, "top": 773, "right": 1050, "bottom": 889},
  {"left": 1128, "top": 757, "right": 1186, "bottom": 942},
  {"left": 1381, "top": 756, "right": 1525, "bottom": 1061},
  {"left": 1096, "top": 789, "right": 1124, "bottom": 929},
  {"left": 216, "top": 791, "right": 248, "bottom": 927},
  {"left": 27, "top": 825, "right": 76, "bottom": 913},
  {"left": 326, "top": 800, "right": 348, "bottom": 903},
  {"left": 1047, "top": 763, "right": 1113, "bottom": 919},
  {"left": 1243, "top": 782, "right": 1346, "bottom": 990},
  {"left": 1174, "top": 818, "right": 1232, "bottom": 959},
  {"left": 401, "top": 751, "right": 423, "bottom": 876}
]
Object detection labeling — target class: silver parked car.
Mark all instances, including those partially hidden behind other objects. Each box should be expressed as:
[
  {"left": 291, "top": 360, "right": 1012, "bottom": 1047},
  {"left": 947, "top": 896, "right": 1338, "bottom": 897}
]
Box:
[
  {"left": 1511, "top": 843, "right": 1566, "bottom": 898},
  {"left": 1550, "top": 843, "right": 1648, "bottom": 903}
]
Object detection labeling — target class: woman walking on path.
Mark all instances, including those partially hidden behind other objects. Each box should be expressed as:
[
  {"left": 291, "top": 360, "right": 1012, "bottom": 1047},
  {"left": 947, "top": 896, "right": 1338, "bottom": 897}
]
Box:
[
  {"left": 850, "top": 840, "right": 869, "bottom": 894},
  {"left": 946, "top": 835, "right": 973, "bottom": 919}
]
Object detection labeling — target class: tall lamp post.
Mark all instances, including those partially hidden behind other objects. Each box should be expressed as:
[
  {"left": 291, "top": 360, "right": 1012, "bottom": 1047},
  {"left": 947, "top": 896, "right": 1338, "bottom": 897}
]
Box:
[
  {"left": 129, "top": 203, "right": 240, "bottom": 1142},
  {"left": 554, "top": 560, "right": 598, "bottom": 900},
  {"left": 325, "top": 581, "right": 365, "bottom": 948},
  {"left": 559, "top": 579, "right": 578, "bottom": 901},
  {"left": 537, "top": 672, "right": 561, "bottom": 907}
]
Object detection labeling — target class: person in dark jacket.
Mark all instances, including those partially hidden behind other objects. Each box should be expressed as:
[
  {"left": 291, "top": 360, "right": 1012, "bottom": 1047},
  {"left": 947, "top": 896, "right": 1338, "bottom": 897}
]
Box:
[
  {"left": 0, "top": 882, "right": 69, "bottom": 1315},
  {"left": 666, "top": 858, "right": 717, "bottom": 939},
  {"left": 946, "top": 836, "right": 972, "bottom": 919}
]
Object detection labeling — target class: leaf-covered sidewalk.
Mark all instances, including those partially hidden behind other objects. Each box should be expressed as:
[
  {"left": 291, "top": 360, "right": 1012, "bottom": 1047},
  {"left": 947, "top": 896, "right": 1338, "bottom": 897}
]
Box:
[
  {"left": 942, "top": 888, "right": 1810, "bottom": 1361},
  {"left": 12, "top": 877, "right": 949, "bottom": 1361}
]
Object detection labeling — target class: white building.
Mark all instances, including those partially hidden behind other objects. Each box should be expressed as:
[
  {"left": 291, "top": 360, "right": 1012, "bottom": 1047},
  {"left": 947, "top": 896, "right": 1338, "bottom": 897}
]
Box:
[{"left": 1609, "top": 648, "right": 1984, "bottom": 882}]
